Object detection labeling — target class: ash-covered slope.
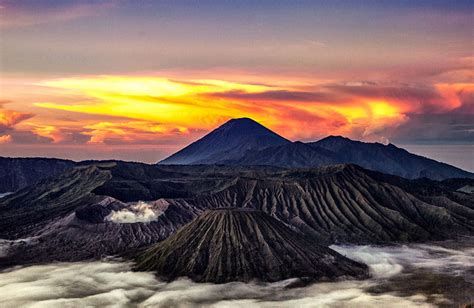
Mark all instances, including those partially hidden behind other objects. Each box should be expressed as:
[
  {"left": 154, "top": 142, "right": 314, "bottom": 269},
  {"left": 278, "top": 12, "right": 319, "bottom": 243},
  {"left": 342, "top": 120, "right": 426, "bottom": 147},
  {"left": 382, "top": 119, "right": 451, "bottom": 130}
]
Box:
[
  {"left": 0, "top": 157, "right": 75, "bottom": 193},
  {"left": 0, "top": 162, "right": 280, "bottom": 240},
  {"left": 0, "top": 162, "right": 206, "bottom": 266},
  {"left": 0, "top": 164, "right": 111, "bottom": 239},
  {"left": 134, "top": 208, "right": 369, "bottom": 283},
  {"left": 159, "top": 118, "right": 290, "bottom": 165},
  {"left": 178, "top": 165, "right": 474, "bottom": 244},
  {"left": 1, "top": 162, "right": 472, "bottom": 267}
]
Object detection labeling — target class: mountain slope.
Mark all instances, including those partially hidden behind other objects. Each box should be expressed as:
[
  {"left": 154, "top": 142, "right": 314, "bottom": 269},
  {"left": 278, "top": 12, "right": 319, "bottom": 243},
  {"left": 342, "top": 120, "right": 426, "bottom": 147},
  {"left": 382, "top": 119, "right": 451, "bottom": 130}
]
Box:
[
  {"left": 310, "top": 136, "right": 473, "bottom": 180},
  {"left": 227, "top": 141, "right": 340, "bottom": 167},
  {"left": 159, "top": 118, "right": 290, "bottom": 164},
  {"left": 134, "top": 208, "right": 369, "bottom": 283},
  {"left": 0, "top": 157, "right": 75, "bottom": 193},
  {"left": 1, "top": 163, "right": 472, "bottom": 267},
  {"left": 178, "top": 164, "right": 474, "bottom": 244},
  {"left": 227, "top": 135, "right": 473, "bottom": 180},
  {"left": 0, "top": 164, "right": 112, "bottom": 238}
]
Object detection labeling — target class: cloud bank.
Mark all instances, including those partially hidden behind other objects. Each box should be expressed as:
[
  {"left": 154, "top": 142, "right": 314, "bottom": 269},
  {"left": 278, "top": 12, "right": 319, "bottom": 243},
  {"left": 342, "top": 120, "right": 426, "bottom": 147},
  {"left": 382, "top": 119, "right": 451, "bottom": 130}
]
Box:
[{"left": 0, "top": 241, "right": 472, "bottom": 307}]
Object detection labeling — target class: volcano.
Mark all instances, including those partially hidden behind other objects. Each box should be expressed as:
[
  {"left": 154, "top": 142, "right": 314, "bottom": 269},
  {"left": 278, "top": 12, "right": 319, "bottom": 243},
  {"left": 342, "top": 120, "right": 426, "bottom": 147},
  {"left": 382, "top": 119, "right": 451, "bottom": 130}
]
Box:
[
  {"left": 159, "top": 118, "right": 290, "bottom": 165},
  {"left": 133, "top": 208, "right": 369, "bottom": 283}
]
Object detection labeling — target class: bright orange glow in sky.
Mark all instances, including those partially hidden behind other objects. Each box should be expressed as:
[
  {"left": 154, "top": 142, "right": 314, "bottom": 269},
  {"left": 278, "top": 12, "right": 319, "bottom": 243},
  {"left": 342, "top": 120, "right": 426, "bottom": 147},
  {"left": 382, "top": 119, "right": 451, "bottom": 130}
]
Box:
[
  {"left": 34, "top": 76, "right": 274, "bottom": 128},
  {"left": 1, "top": 73, "right": 470, "bottom": 161},
  {"left": 0, "top": 1, "right": 472, "bottom": 168},
  {"left": 28, "top": 75, "right": 416, "bottom": 143}
]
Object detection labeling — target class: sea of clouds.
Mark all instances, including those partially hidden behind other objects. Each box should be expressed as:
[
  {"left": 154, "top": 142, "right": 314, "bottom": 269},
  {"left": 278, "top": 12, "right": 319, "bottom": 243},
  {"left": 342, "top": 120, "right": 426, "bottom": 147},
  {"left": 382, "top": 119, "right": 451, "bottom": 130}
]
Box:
[
  {"left": 1, "top": 240, "right": 473, "bottom": 307},
  {"left": 332, "top": 243, "right": 474, "bottom": 280}
]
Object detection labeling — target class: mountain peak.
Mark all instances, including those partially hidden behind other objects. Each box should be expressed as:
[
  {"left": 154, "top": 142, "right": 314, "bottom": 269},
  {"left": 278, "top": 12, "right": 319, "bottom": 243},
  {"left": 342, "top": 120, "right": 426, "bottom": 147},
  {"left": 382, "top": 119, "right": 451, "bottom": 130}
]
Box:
[
  {"left": 159, "top": 118, "right": 290, "bottom": 165},
  {"left": 224, "top": 117, "right": 257, "bottom": 125},
  {"left": 319, "top": 135, "right": 352, "bottom": 143},
  {"left": 214, "top": 117, "right": 278, "bottom": 135}
]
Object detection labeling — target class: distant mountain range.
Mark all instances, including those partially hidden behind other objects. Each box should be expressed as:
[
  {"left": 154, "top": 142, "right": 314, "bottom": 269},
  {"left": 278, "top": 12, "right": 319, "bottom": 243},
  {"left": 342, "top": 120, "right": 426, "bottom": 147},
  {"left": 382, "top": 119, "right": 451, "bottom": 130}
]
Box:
[
  {"left": 0, "top": 117, "right": 471, "bottom": 195},
  {"left": 160, "top": 118, "right": 473, "bottom": 180}
]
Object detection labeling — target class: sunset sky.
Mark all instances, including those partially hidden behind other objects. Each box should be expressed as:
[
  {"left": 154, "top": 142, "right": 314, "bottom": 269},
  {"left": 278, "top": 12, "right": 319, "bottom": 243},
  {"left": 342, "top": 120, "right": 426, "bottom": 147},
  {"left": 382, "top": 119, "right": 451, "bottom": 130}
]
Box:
[{"left": 0, "top": 1, "right": 473, "bottom": 170}]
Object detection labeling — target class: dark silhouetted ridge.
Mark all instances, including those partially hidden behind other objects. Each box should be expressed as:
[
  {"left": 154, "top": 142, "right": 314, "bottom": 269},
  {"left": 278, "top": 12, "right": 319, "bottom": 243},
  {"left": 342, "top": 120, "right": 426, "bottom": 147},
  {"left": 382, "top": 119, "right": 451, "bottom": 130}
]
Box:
[
  {"left": 158, "top": 119, "right": 473, "bottom": 180},
  {"left": 310, "top": 136, "right": 473, "bottom": 180}
]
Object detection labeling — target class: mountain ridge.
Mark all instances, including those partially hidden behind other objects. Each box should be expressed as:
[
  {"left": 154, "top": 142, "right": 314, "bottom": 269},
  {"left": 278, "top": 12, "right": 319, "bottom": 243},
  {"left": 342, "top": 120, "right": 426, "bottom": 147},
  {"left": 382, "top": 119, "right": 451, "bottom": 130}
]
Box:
[
  {"left": 1, "top": 162, "right": 472, "bottom": 267},
  {"left": 0, "top": 157, "right": 76, "bottom": 193},
  {"left": 310, "top": 136, "right": 473, "bottom": 180},
  {"left": 159, "top": 118, "right": 473, "bottom": 180}
]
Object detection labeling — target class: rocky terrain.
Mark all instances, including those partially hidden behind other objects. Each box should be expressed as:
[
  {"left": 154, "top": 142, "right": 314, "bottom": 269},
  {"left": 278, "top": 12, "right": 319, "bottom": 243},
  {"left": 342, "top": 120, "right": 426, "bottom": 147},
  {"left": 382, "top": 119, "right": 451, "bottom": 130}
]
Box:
[
  {"left": 0, "top": 162, "right": 472, "bottom": 268},
  {"left": 134, "top": 208, "right": 369, "bottom": 283},
  {"left": 227, "top": 141, "right": 339, "bottom": 167},
  {"left": 0, "top": 157, "right": 75, "bottom": 193}
]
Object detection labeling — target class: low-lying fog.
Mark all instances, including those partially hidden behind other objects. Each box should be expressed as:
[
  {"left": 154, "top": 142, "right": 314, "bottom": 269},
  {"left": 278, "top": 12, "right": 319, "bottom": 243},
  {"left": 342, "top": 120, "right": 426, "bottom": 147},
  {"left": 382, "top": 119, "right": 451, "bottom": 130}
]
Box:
[{"left": 1, "top": 238, "right": 473, "bottom": 307}]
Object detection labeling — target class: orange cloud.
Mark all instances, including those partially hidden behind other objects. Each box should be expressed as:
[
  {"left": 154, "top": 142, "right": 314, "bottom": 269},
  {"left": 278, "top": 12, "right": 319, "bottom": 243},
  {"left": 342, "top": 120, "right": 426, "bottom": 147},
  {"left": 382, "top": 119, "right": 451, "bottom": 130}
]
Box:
[
  {"left": 0, "top": 135, "right": 12, "bottom": 144},
  {"left": 0, "top": 105, "right": 33, "bottom": 133},
  {"left": 34, "top": 76, "right": 276, "bottom": 131},
  {"left": 30, "top": 125, "right": 64, "bottom": 143},
  {"left": 435, "top": 83, "right": 474, "bottom": 111},
  {"left": 23, "top": 75, "right": 472, "bottom": 145},
  {"left": 83, "top": 121, "right": 190, "bottom": 144}
]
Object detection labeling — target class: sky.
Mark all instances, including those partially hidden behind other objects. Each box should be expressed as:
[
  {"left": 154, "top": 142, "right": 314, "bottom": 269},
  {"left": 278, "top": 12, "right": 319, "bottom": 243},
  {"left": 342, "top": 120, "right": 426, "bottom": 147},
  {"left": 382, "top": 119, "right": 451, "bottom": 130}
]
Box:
[{"left": 0, "top": 1, "right": 473, "bottom": 170}]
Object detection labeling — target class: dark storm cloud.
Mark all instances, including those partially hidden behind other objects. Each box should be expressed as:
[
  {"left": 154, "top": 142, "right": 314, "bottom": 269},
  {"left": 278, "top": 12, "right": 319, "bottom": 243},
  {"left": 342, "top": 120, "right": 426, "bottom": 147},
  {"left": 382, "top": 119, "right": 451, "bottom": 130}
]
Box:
[
  {"left": 391, "top": 109, "right": 474, "bottom": 145},
  {"left": 390, "top": 86, "right": 474, "bottom": 144}
]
